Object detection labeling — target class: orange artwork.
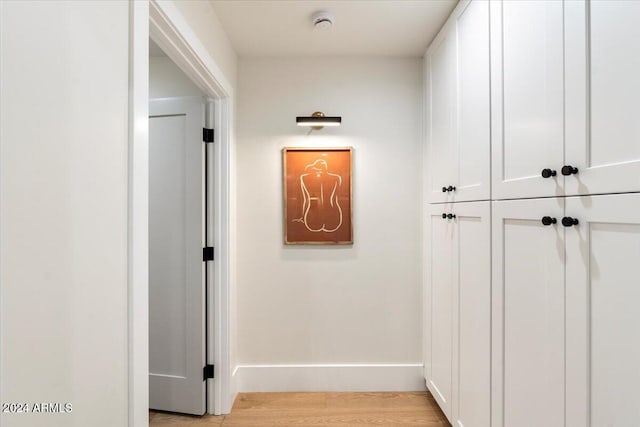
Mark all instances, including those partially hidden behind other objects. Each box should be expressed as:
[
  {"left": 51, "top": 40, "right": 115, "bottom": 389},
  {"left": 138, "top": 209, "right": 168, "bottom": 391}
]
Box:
[{"left": 283, "top": 147, "right": 353, "bottom": 245}]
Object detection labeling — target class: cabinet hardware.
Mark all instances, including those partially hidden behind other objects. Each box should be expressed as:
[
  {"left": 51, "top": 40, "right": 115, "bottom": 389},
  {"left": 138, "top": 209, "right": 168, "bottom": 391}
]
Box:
[
  {"left": 541, "top": 216, "right": 557, "bottom": 226},
  {"left": 447, "top": 213, "right": 456, "bottom": 219},
  {"left": 541, "top": 168, "right": 557, "bottom": 178},
  {"left": 442, "top": 187, "right": 448, "bottom": 193},
  {"left": 447, "top": 185, "right": 456, "bottom": 192},
  {"left": 561, "top": 165, "right": 579, "bottom": 176},
  {"left": 561, "top": 217, "right": 579, "bottom": 227},
  {"left": 442, "top": 213, "right": 447, "bottom": 219}
]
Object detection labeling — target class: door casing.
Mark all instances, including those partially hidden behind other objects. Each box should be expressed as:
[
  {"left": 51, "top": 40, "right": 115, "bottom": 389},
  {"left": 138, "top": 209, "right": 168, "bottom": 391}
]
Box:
[{"left": 128, "top": 1, "right": 235, "bottom": 425}]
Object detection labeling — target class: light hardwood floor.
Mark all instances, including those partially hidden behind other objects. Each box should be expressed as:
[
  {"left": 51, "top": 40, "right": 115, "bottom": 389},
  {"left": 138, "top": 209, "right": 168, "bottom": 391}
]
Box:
[{"left": 149, "top": 392, "right": 450, "bottom": 426}]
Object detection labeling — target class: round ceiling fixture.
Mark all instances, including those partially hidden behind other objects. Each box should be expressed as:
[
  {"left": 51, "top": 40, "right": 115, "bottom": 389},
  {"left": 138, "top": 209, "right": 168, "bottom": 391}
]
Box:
[{"left": 312, "top": 11, "right": 334, "bottom": 30}]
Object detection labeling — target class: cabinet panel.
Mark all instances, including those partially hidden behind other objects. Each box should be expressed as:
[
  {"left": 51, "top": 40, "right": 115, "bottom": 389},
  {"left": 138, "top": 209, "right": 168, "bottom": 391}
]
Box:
[
  {"left": 455, "top": 0, "right": 491, "bottom": 202},
  {"left": 425, "top": 204, "right": 455, "bottom": 419},
  {"left": 452, "top": 202, "right": 491, "bottom": 427},
  {"left": 491, "top": 1, "right": 564, "bottom": 200},
  {"left": 426, "top": 32, "right": 456, "bottom": 204},
  {"left": 565, "top": 194, "right": 640, "bottom": 427},
  {"left": 492, "top": 198, "right": 565, "bottom": 427},
  {"left": 426, "top": 0, "right": 490, "bottom": 204},
  {"left": 425, "top": 201, "right": 491, "bottom": 425},
  {"left": 565, "top": 1, "right": 640, "bottom": 196}
]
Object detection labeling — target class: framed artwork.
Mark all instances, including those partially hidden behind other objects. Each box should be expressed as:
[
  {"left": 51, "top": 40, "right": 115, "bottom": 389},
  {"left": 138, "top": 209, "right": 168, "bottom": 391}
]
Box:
[{"left": 283, "top": 147, "right": 353, "bottom": 245}]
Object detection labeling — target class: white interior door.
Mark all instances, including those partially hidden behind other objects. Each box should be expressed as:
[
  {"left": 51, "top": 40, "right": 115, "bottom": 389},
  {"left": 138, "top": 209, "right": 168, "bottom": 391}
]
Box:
[
  {"left": 565, "top": 194, "right": 640, "bottom": 427},
  {"left": 490, "top": 0, "right": 565, "bottom": 200},
  {"left": 452, "top": 201, "right": 491, "bottom": 427},
  {"left": 492, "top": 198, "right": 565, "bottom": 427},
  {"left": 565, "top": 1, "right": 640, "bottom": 196},
  {"left": 425, "top": 203, "right": 455, "bottom": 421},
  {"left": 149, "top": 96, "right": 206, "bottom": 415}
]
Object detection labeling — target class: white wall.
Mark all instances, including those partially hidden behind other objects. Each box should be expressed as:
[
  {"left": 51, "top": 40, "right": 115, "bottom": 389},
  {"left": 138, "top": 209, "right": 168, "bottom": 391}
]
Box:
[
  {"left": 235, "top": 57, "right": 424, "bottom": 391},
  {"left": 0, "top": 2, "right": 129, "bottom": 426},
  {"left": 150, "top": 56, "right": 204, "bottom": 99}
]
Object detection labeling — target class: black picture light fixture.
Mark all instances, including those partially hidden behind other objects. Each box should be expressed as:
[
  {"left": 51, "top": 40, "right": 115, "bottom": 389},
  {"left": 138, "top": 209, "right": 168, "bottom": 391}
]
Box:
[{"left": 296, "top": 111, "right": 342, "bottom": 130}]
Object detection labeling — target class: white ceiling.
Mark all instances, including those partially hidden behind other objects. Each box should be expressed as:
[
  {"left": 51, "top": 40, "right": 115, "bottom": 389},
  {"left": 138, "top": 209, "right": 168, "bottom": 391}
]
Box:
[{"left": 210, "top": 0, "right": 458, "bottom": 57}]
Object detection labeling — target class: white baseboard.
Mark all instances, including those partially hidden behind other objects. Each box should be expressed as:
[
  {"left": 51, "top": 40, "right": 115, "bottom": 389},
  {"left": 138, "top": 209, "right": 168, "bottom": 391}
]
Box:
[
  {"left": 229, "top": 365, "right": 239, "bottom": 410},
  {"left": 232, "top": 363, "right": 426, "bottom": 393}
]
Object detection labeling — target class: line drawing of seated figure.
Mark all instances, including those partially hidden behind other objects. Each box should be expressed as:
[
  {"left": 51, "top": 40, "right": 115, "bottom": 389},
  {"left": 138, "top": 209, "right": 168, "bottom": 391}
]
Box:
[{"left": 292, "top": 158, "right": 343, "bottom": 233}]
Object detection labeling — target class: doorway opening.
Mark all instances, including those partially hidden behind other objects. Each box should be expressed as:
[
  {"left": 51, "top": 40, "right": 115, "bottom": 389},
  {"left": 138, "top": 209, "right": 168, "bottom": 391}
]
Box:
[
  {"left": 148, "top": 40, "right": 213, "bottom": 415},
  {"left": 129, "top": 2, "right": 234, "bottom": 425}
]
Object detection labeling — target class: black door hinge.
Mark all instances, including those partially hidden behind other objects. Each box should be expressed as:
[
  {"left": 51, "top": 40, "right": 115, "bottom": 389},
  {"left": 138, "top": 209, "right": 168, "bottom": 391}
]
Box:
[
  {"left": 203, "top": 128, "right": 214, "bottom": 143},
  {"left": 203, "top": 247, "right": 214, "bottom": 262},
  {"left": 203, "top": 364, "right": 215, "bottom": 380}
]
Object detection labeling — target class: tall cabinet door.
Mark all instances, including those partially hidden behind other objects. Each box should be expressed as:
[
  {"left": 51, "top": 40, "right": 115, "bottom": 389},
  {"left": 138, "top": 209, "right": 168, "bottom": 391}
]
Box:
[
  {"left": 565, "top": 1, "right": 640, "bottom": 196},
  {"left": 424, "top": 204, "right": 455, "bottom": 420},
  {"left": 454, "top": 0, "right": 491, "bottom": 203},
  {"left": 492, "top": 198, "right": 565, "bottom": 427},
  {"left": 490, "top": 0, "right": 565, "bottom": 200},
  {"left": 452, "top": 201, "right": 491, "bottom": 427},
  {"left": 425, "top": 28, "right": 456, "bottom": 204},
  {"left": 565, "top": 194, "right": 640, "bottom": 427}
]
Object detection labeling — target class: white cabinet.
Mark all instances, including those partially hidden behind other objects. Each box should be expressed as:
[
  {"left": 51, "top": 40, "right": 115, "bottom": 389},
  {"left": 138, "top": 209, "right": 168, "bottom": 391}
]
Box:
[
  {"left": 492, "top": 194, "right": 640, "bottom": 427},
  {"left": 452, "top": 202, "right": 491, "bottom": 427},
  {"left": 425, "top": 27, "right": 456, "bottom": 204},
  {"left": 424, "top": 1, "right": 640, "bottom": 425},
  {"left": 424, "top": 203, "right": 454, "bottom": 418},
  {"left": 491, "top": 0, "right": 640, "bottom": 200},
  {"left": 425, "top": 0, "right": 490, "bottom": 204},
  {"left": 455, "top": 0, "right": 491, "bottom": 203},
  {"left": 491, "top": 198, "right": 565, "bottom": 427},
  {"left": 425, "top": 201, "right": 491, "bottom": 426},
  {"left": 565, "top": 1, "right": 640, "bottom": 196},
  {"left": 565, "top": 193, "right": 640, "bottom": 427},
  {"left": 490, "top": 0, "right": 565, "bottom": 200}
]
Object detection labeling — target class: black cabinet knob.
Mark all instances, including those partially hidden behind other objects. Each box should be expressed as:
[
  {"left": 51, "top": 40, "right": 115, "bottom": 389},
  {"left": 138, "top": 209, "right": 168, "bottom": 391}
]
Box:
[
  {"left": 447, "top": 185, "right": 456, "bottom": 192},
  {"left": 541, "top": 168, "right": 557, "bottom": 178},
  {"left": 447, "top": 213, "right": 456, "bottom": 219},
  {"left": 562, "top": 217, "right": 579, "bottom": 227},
  {"left": 561, "top": 165, "right": 579, "bottom": 176},
  {"left": 541, "top": 216, "right": 557, "bottom": 226},
  {"left": 442, "top": 187, "right": 448, "bottom": 193},
  {"left": 442, "top": 213, "right": 447, "bottom": 219}
]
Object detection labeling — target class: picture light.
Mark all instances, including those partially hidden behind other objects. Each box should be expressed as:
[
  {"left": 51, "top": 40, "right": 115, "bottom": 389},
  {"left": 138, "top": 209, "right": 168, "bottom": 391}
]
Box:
[{"left": 296, "top": 111, "right": 341, "bottom": 130}]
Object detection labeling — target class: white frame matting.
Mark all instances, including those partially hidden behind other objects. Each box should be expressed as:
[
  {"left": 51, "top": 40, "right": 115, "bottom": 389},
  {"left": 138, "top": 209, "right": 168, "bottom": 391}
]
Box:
[{"left": 129, "top": 1, "right": 234, "bottom": 425}]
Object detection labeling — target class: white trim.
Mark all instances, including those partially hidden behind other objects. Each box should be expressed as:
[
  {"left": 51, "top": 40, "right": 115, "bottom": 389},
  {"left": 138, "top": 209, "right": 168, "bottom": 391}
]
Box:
[
  {"left": 149, "top": 1, "right": 233, "bottom": 98},
  {"left": 128, "top": 2, "right": 149, "bottom": 427},
  {"left": 149, "top": 0, "right": 235, "bottom": 416},
  {"left": 230, "top": 364, "right": 239, "bottom": 407},
  {"left": 0, "top": 0, "right": 5, "bottom": 414},
  {"left": 130, "top": 0, "right": 235, "bottom": 422},
  {"left": 205, "top": 98, "right": 216, "bottom": 414},
  {"left": 233, "top": 364, "right": 427, "bottom": 393},
  {"left": 211, "top": 97, "right": 234, "bottom": 415}
]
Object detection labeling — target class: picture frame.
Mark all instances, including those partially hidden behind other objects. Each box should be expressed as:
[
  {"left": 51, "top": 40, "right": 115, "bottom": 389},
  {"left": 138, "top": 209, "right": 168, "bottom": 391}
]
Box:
[{"left": 282, "top": 147, "right": 353, "bottom": 245}]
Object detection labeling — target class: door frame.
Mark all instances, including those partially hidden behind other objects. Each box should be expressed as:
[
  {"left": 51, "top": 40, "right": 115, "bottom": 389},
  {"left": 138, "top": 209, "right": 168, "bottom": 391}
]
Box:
[{"left": 129, "top": 1, "right": 234, "bottom": 425}]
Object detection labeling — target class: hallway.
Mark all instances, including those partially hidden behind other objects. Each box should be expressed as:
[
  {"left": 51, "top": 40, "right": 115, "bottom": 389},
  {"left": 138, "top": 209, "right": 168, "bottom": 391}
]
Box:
[{"left": 149, "top": 392, "right": 449, "bottom": 426}]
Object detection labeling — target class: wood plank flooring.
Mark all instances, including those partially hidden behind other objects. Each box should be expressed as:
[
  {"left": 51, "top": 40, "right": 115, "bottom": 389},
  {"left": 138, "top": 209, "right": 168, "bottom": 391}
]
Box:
[{"left": 149, "top": 392, "right": 450, "bottom": 426}]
